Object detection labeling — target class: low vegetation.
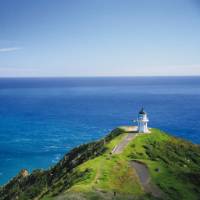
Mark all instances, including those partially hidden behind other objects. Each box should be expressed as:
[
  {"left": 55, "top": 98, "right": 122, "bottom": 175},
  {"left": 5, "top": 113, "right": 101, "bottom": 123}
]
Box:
[{"left": 125, "top": 129, "right": 200, "bottom": 200}]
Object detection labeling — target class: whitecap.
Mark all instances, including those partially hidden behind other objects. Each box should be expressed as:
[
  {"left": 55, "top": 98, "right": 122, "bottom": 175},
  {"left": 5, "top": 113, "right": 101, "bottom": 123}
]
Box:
[
  {"left": 51, "top": 154, "right": 61, "bottom": 163},
  {"left": 43, "top": 145, "right": 60, "bottom": 152}
]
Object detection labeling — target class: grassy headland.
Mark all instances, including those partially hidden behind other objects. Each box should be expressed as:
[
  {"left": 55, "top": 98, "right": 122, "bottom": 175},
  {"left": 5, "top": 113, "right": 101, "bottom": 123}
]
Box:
[{"left": 0, "top": 127, "right": 200, "bottom": 200}]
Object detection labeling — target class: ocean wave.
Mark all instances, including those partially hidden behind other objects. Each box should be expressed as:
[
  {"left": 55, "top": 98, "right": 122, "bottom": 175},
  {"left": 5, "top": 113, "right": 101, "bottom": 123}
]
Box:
[
  {"left": 51, "top": 154, "right": 61, "bottom": 163},
  {"left": 43, "top": 145, "right": 61, "bottom": 152}
]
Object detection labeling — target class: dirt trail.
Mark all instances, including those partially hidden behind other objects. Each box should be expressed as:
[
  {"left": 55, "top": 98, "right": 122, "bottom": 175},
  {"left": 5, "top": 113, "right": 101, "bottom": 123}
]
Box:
[
  {"left": 112, "top": 127, "right": 163, "bottom": 198},
  {"left": 130, "top": 161, "right": 163, "bottom": 198},
  {"left": 112, "top": 126, "right": 138, "bottom": 154}
]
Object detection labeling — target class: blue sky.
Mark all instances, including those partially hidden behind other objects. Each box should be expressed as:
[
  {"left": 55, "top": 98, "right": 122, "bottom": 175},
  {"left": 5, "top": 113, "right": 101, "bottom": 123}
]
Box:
[{"left": 0, "top": 0, "right": 200, "bottom": 77}]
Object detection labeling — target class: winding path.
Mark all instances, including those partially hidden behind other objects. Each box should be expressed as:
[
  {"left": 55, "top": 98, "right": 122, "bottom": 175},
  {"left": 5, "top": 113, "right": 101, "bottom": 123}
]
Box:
[
  {"left": 112, "top": 126, "right": 138, "bottom": 154},
  {"left": 112, "top": 133, "right": 135, "bottom": 154},
  {"left": 130, "top": 161, "right": 163, "bottom": 198},
  {"left": 111, "top": 127, "right": 163, "bottom": 198}
]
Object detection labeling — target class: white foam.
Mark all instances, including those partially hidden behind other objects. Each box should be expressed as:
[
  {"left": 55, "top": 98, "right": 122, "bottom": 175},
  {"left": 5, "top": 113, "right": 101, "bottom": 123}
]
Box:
[{"left": 51, "top": 154, "right": 61, "bottom": 163}]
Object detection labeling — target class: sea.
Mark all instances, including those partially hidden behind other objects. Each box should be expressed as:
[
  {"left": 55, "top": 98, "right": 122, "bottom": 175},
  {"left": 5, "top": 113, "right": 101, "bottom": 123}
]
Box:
[{"left": 0, "top": 77, "right": 200, "bottom": 185}]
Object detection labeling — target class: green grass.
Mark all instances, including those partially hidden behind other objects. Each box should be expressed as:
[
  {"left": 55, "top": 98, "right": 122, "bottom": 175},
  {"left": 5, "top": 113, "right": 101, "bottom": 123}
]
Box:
[
  {"left": 122, "top": 128, "right": 200, "bottom": 200},
  {"left": 2, "top": 127, "right": 200, "bottom": 200},
  {"left": 62, "top": 128, "right": 200, "bottom": 200},
  {"left": 66, "top": 131, "right": 143, "bottom": 196}
]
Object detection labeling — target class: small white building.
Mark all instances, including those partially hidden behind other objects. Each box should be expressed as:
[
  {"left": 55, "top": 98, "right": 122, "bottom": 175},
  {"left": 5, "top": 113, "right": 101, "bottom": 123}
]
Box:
[{"left": 137, "top": 108, "right": 149, "bottom": 133}]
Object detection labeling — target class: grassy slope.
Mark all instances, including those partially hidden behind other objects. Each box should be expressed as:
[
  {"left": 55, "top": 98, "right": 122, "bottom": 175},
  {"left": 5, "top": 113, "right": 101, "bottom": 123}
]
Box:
[
  {"left": 123, "top": 128, "right": 200, "bottom": 200},
  {"left": 0, "top": 129, "right": 115, "bottom": 200},
  {"left": 66, "top": 131, "right": 142, "bottom": 194},
  {"left": 41, "top": 129, "right": 146, "bottom": 200},
  {"left": 1, "top": 127, "right": 200, "bottom": 200},
  {"left": 42, "top": 128, "right": 200, "bottom": 200}
]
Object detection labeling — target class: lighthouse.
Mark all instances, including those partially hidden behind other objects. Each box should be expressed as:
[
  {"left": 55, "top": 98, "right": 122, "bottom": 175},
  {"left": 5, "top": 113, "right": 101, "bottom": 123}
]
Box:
[{"left": 137, "top": 108, "right": 149, "bottom": 133}]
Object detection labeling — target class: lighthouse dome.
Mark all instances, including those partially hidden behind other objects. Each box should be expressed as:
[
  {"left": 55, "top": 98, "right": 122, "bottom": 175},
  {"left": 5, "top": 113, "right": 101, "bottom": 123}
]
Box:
[{"left": 139, "top": 107, "right": 146, "bottom": 115}]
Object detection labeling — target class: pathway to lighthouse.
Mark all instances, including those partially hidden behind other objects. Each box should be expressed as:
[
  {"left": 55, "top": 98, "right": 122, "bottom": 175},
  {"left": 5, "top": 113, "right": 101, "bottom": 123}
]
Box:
[
  {"left": 111, "top": 125, "right": 163, "bottom": 198},
  {"left": 130, "top": 161, "right": 163, "bottom": 198},
  {"left": 112, "top": 126, "right": 138, "bottom": 154}
]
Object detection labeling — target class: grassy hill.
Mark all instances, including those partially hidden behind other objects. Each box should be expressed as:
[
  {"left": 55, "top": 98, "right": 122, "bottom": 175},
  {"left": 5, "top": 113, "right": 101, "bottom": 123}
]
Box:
[{"left": 0, "top": 127, "right": 200, "bottom": 200}]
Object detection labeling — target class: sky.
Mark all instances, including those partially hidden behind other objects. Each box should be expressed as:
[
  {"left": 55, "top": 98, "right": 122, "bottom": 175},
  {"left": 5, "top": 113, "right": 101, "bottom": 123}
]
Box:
[{"left": 0, "top": 0, "right": 200, "bottom": 77}]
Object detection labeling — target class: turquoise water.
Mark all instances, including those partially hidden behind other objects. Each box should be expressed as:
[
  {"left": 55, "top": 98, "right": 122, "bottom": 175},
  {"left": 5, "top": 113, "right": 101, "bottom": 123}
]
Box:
[{"left": 0, "top": 77, "right": 200, "bottom": 185}]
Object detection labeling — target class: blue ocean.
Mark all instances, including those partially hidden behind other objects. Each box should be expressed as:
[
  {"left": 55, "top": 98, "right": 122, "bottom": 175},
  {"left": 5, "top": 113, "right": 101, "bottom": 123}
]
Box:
[{"left": 0, "top": 77, "right": 200, "bottom": 185}]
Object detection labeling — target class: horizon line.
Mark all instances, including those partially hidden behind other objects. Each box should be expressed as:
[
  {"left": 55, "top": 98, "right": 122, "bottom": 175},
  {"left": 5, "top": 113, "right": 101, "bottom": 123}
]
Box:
[{"left": 0, "top": 75, "right": 200, "bottom": 79}]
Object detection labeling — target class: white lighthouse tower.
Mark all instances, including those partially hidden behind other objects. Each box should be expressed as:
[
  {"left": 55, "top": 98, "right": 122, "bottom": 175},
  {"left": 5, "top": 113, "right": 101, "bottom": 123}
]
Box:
[{"left": 137, "top": 108, "right": 149, "bottom": 133}]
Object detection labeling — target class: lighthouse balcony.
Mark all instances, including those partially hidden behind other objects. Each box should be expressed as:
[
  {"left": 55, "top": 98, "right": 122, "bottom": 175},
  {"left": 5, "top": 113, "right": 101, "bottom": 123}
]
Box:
[{"left": 138, "top": 117, "right": 149, "bottom": 121}]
